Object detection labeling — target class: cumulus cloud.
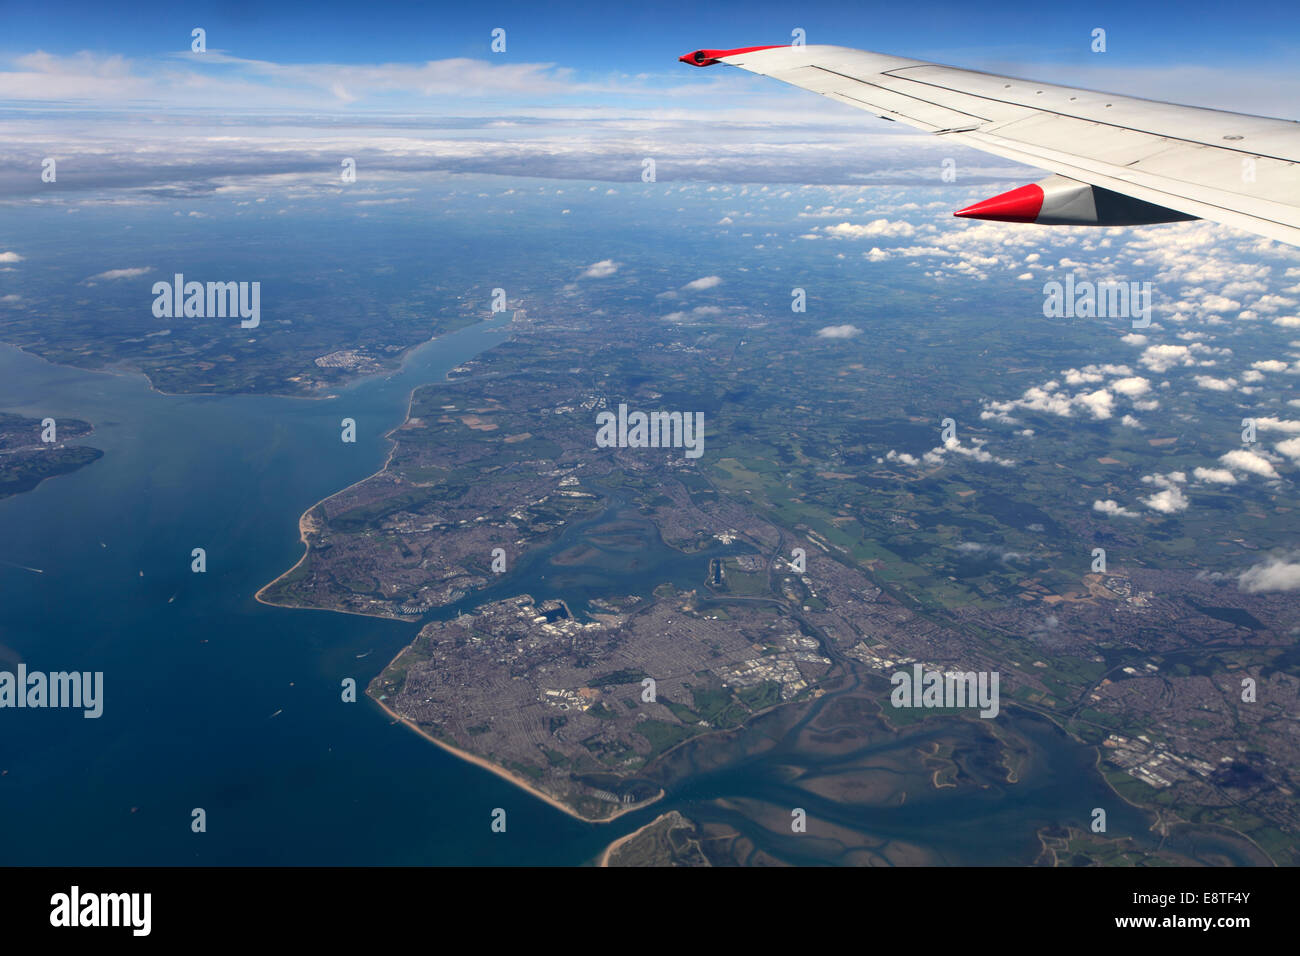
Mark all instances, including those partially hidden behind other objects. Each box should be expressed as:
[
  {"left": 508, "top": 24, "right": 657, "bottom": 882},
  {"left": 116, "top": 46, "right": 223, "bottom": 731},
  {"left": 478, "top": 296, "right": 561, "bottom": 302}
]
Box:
[
  {"left": 882, "top": 435, "right": 1014, "bottom": 469},
  {"left": 820, "top": 218, "right": 916, "bottom": 239},
  {"left": 86, "top": 266, "right": 152, "bottom": 281},
  {"left": 816, "top": 324, "right": 861, "bottom": 339},
  {"left": 1219, "top": 448, "right": 1280, "bottom": 478},
  {"left": 1073, "top": 388, "right": 1115, "bottom": 420},
  {"left": 1239, "top": 554, "right": 1300, "bottom": 593},
  {"left": 580, "top": 259, "right": 619, "bottom": 278},
  {"left": 1109, "top": 376, "right": 1151, "bottom": 397},
  {"left": 1139, "top": 344, "right": 1194, "bottom": 373},
  {"left": 1248, "top": 294, "right": 1297, "bottom": 314},
  {"left": 1274, "top": 436, "right": 1300, "bottom": 464},
  {"left": 1251, "top": 359, "right": 1290, "bottom": 373},
  {"left": 923, "top": 436, "right": 1015, "bottom": 467},
  {"left": 682, "top": 275, "right": 722, "bottom": 291},
  {"left": 1192, "top": 467, "right": 1238, "bottom": 484},
  {"left": 1142, "top": 472, "right": 1187, "bottom": 489},
  {"left": 1193, "top": 374, "right": 1237, "bottom": 391},
  {"left": 1093, "top": 499, "right": 1139, "bottom": 518},
  {"left": 1142, "top": 486, "right": 1190, "bottom": 514},
  {"left": 1255, "top": 417, "right": 1300, "bottom": 435},
  {"left": 662, "top": 305, "right": 724, "bottom": 322},
  {"left": 1063, "top": 368, "right": 1105, "bottom": 386},
  {"left": 0, "top": 251, "right": 23, "bottom": 263}
]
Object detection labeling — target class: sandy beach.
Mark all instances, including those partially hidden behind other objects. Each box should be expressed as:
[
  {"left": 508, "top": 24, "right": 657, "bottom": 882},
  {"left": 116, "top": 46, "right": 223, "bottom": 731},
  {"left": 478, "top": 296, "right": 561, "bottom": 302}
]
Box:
[
  {"left": 597, "top": 811, "right": 676, "bottom": 866},
  {"left": 252, "top": 370, "right": 419, "bottom": 614},
  {"left": 371, "top": 675, "right": 662, "bottom": 826}
]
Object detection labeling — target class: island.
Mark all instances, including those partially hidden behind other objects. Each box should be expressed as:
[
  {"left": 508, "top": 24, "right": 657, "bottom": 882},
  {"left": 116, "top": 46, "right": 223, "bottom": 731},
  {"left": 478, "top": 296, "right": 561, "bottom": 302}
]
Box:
[{"left": 0, "top": 412, "right": 102, "bottom": 500}]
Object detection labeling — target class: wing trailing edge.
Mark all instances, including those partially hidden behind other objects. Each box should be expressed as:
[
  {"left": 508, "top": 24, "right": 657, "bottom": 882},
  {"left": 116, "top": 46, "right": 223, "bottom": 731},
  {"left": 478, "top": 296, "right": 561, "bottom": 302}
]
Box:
[{"left": 679, "top": 44, "right": 1300, "bottom": 245}]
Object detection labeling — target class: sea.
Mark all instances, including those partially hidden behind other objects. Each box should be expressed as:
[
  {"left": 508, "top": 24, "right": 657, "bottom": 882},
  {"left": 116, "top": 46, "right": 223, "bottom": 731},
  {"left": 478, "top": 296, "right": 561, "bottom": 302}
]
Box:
[{"left": 0, "top": 308, "right": 1257, "bottom": 866}]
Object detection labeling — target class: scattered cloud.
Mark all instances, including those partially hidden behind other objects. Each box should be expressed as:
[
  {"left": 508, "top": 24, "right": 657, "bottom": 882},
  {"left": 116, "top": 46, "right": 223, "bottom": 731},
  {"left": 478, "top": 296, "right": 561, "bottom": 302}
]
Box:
[
  {"left": 816, "top": 324, "right": 861, "bottom": 339},
  {"left": 86, "top": 266, "right": 151, "bottom": 281},
  {"left": 1239, "top": 554, "right": 1300, "bottom": 593},
  {"left": 580, "top": 259, "right": 619, "bottom": 279},
  {"left": 1219, "top": 448, "right": 1280, "bottom": 479},
  {"left": 1093, "top": 499, "right": 1139, "bottom": 518},
  {"left": 682, "top": 275, "right": 722, "bottom": 291}
]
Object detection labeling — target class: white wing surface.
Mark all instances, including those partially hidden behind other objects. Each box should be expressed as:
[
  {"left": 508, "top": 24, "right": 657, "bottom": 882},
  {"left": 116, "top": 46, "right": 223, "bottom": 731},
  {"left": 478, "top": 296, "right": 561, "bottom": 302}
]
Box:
[{"left": 680, "top": 44, "right": 1300, "bottom": 245}]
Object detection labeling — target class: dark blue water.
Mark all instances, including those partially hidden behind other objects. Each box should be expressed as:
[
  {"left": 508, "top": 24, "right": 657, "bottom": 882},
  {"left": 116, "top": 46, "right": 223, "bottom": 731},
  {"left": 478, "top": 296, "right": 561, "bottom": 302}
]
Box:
[
  {"left": 1, "top": 320, "right": 1225, "bottom": 866},
  {"left": 0, "top": 317, "right": 627, "bottom": 865}
]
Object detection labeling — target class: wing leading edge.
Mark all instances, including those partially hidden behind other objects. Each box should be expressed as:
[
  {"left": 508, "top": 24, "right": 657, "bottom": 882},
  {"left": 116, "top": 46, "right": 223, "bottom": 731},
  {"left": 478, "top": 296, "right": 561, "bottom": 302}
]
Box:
[{"left": 680, "top": 44, "right": 1300, "bottom": 246}]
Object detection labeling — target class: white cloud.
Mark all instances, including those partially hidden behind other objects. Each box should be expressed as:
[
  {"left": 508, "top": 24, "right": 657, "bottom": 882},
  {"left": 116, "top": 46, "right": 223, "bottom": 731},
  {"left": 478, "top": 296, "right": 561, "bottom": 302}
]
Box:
[
  {"left": 1239, "top": 554, "right": 1300, "bottom": 593},
  {"left": 883, "top": 436, "right": 1014, "bottom": 469},
  {"left": 1255, "top": 417, "right": 1300, "bottom": 434},
  {"left": 1192, "top": 467, "right": 1238, "bottom": 484},
  {"left": 816, "top": 324, "right": 861, "bottom": 339},
  {"left": 86, "top": 266, "right": 152, "bottom": 281},
  {"left": 1251, "top": 359, "right": 1289, "bottom": 373},
  {"left": 1110, "top": 376, "right": 1151, "bottom": 397},
  {"left": 580, "top": 259, "right": 619, "bottom": 279},
  {"left": 1248, "top": 294, "right": 1297, "bottom": 314},
  {"left": 1141, "top": 472, "right": 1187, "bottom": 489},
  {"left": 1093, "top": 499, "right": 1139, "bottom": 518},
  {"left": 923, "top": 436, "right": 1015, "bottom": 467},
  {"left": 1139, "top": 344, "right": 1194, "bottom": 373},
  {"left": 1192, "top": 374, "right": 1237, "bottom": 391},
  {"left": 820, "top": 218, "right": 916, "bottom": 239},
  {"left": 1219, "top": 448, "right": 1280, "bottom": 478},
  {"left": 1142, "top": 486, "right": 1190, "bottom": 514},
  {"left": 682, "top": 275, "right": 722, "bottom": 291},
  {"left": 1275, "top": 436, "right": 1300, "bottom": 463},
  {"left": 1063, "top": 368, "right": 1104, "bottom": 386},
  {"left": 1074, "top": 388, "right": 1115, "bottom": 420}
]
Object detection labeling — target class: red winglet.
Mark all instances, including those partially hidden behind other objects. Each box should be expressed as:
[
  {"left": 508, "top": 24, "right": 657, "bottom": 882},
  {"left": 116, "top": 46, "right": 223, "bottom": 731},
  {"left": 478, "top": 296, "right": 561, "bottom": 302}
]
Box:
[
  {"left": 678, "top": 45, "right": 785, "bottom": 67},
  {"left": 954, "top": 184, "right": 1046, "bottom": 223}
]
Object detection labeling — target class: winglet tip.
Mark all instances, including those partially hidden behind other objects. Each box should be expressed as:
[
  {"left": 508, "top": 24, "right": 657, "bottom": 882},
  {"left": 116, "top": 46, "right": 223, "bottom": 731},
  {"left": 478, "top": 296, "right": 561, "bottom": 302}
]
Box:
[{"left": 679, "top": 45, "right": 786, "bottom": 67}]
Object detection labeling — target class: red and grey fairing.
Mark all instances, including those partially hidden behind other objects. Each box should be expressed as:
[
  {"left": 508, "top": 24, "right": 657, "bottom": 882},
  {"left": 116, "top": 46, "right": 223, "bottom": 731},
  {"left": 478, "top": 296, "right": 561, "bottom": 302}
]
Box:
[
  {"left": 954, "top": 174, "right": 1197, "bottom": 226},
  {"left": 679, "top": 43, "right": 1300, "bottom": 245}
]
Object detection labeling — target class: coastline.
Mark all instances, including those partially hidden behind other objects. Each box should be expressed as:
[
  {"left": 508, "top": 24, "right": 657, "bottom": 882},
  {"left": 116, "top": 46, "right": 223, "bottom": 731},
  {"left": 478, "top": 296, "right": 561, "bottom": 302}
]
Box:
[
  {"left": 370, "top": 675, "right": 662, "bottom": 826},
  {"left": 597, "top": 811, "right": 674, "bottom": 866},
  {"left": 256, "top": 309, "right": 662, "bottom": 828},
  {"left": 252, "top": 363, "right": 422, "bottom": 612},
  {"left": 252, "top": 454, "right": 402, "bottom": 614},
  {"left": 254, "top": 316, "right": 510, "bottom": 614},
  {"left": 0, "top": 314, "right": 488, "bottom": 403}
]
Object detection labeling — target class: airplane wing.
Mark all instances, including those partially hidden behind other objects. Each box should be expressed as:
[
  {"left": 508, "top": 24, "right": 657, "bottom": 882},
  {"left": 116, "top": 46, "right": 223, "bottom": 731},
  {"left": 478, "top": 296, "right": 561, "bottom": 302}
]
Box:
[{"left": 679, "top": 45, "right": 1300, "bottom": 246}]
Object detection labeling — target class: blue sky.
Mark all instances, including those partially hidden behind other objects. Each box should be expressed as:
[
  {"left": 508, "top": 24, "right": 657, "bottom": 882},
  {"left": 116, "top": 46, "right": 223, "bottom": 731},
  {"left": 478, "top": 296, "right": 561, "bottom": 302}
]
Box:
[
  {"left": 0, "top": 0, "right": 1297, "bottom": 198},
  {"left": 4, "top": 0, "right": 1299, "bottom": 78},
  {"left": 2, "top": 0, "right": 1297, "bottom": 119}
]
